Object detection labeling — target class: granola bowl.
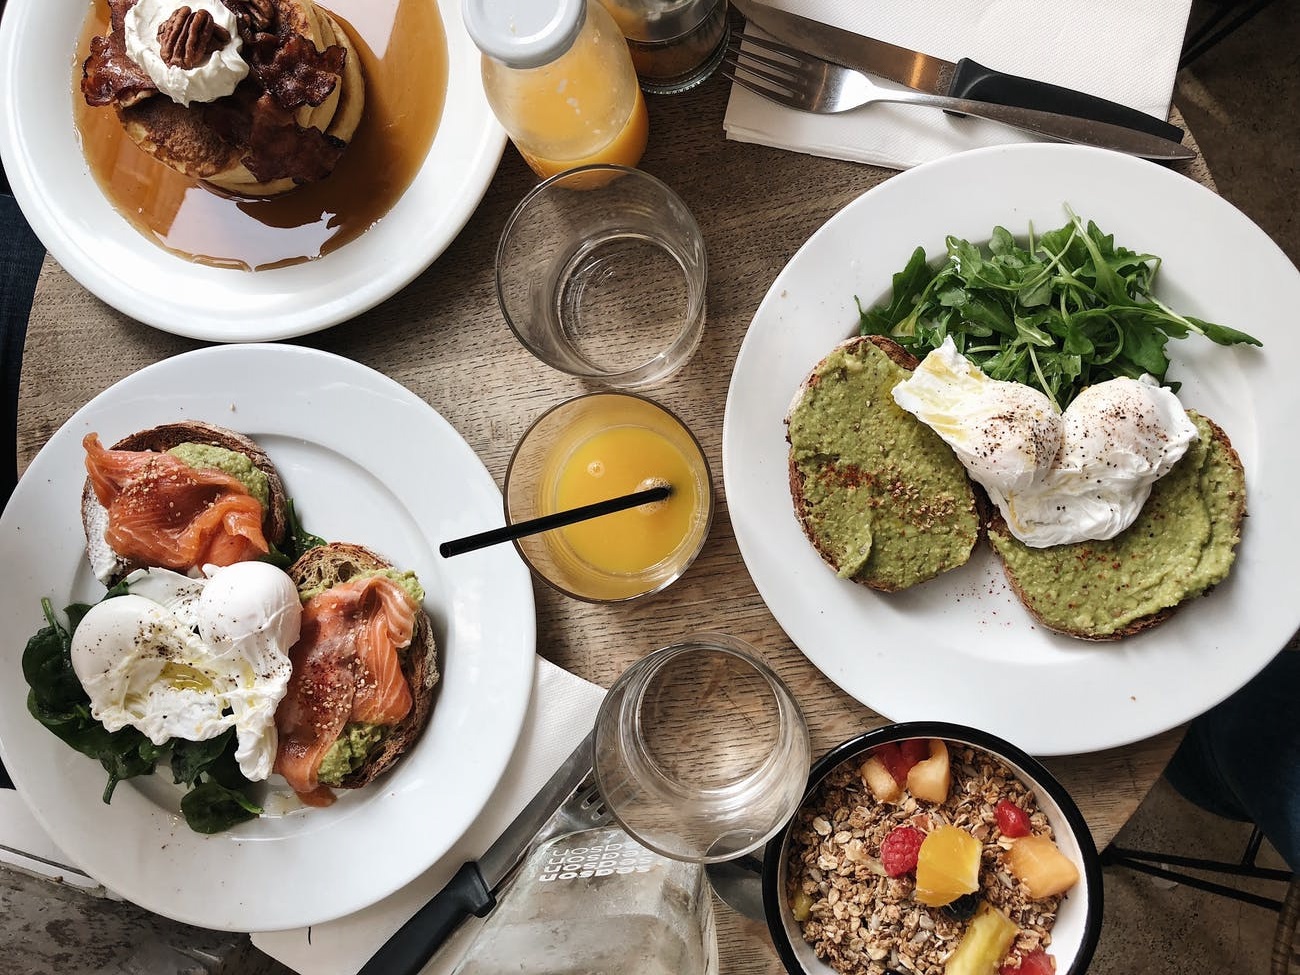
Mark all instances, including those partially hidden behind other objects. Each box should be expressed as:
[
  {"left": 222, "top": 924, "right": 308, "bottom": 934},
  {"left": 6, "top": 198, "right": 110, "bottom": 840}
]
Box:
[{"left": 762, "top": 722, "right": 1102, "bottom": 975}]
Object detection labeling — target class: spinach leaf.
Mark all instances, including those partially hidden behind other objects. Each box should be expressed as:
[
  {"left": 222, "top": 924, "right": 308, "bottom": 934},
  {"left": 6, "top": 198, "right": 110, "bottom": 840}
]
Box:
[
  {"left": 170, "top": 728, "right": 236, "bottom": 787},
  {"left": 22, "top": 598, "right": 164, "bottom": 801},
  {"left": 265, "top": 497, "right": 328, "bottom": 567},
  {"left": 180, "top": 779, "right": 262, "bottom": 834},
  {"left": 856, "top": 207, "right": 1262, "bottom": 408}
]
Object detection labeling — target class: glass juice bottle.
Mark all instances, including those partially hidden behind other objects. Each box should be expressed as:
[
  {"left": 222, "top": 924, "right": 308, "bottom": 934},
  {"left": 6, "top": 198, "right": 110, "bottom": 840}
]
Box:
[
  {"left": 463, "top": 0, "right": 650, "bottom": 180},
  {"left": 451, "top": 826, "right": 717, "bottom": 975}
]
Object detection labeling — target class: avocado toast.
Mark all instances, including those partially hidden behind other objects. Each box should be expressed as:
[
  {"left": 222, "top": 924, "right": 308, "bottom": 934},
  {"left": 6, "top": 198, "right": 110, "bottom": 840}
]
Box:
[
  {"left": 987, "top": 412, "right": 1246, "bottom": 640},
  {"left": 786, "top": 336, "right": 982, "bottom": 591}
]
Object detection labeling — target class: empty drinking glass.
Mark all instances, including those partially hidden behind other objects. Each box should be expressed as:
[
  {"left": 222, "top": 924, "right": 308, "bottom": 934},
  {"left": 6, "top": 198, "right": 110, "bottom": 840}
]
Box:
[
  {"left": 495, "top": 165, "right": 708, "bottom": 388},
  {"left": 593, "top": 633, "right": 811, "bottom": 863}
]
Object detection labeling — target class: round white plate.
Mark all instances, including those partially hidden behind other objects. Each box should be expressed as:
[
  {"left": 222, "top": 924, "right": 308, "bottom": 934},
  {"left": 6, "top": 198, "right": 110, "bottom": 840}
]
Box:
[
  {"left": 0, "top": 345, "right": 536, "bottom": 931},
  {"left": 724, "top": 143, "right": 1298, "bottom": 757},
  {"left": 0, "top": 0, "right": 505, "bottom": 343}
]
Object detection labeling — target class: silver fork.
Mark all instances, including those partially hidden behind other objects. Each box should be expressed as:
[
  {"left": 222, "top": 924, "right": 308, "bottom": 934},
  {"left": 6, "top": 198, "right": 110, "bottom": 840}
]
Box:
[
  {"left": 723, "top": 33, "right": 1194, "bottom": 161},
  {"left": 533, "top": 774, "right": 612, "bottom": 848}
]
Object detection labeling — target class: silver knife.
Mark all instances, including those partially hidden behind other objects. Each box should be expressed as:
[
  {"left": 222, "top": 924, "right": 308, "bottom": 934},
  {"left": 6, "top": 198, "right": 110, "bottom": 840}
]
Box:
[
  {"left": 357, "top": 730, "right": 596, "bottom": 975},
  {"left": 729, "top": 0, "right": 1185, "bottom": 144}
]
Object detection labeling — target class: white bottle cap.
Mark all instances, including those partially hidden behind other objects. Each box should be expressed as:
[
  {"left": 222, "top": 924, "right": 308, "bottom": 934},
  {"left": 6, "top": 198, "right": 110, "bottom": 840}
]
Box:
[{"left": 462, "top": 0, "right": 587, "bottom": 69}]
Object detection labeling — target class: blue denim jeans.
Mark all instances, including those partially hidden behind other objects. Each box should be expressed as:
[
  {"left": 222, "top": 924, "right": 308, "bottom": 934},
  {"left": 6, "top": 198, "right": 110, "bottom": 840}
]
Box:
[
  {"left": 1164, "top": 650, "right": 1300, "bottom": 871},
  {"left": 2, "top": 184, "right": 44, "bottom": 791}
]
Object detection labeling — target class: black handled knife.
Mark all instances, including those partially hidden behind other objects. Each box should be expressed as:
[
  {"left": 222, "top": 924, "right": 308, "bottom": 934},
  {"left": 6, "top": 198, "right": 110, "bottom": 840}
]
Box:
[
  {"left": 729, "top": 0, "right": 1184, "bottom": 143},
  {"left": 357, "top": 731, "right": 596, "bottom": 975}
]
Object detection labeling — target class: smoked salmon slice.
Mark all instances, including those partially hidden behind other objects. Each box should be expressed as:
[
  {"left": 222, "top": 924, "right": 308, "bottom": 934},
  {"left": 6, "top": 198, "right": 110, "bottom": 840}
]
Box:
[
  {"left": 83, "top": 433, "right": 269, "bottom": 571},
  {"left": 273, "top": 575, "right": 417, "bottom": 803}
]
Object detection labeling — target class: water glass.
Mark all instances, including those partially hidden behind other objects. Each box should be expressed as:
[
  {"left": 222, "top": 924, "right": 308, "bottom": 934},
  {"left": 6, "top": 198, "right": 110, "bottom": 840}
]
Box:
[
  {"left": 593, "top": 633, "right": 812, "bottom": 863},
  {"left": 495, "top": 165, "right": 708, "bottom": 388}
]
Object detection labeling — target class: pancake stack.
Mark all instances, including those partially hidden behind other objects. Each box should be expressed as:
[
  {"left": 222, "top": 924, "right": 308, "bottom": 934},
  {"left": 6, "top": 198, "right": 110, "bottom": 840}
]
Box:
[{"left": 82, "top": 0, "right": 365, "bottom": 196}]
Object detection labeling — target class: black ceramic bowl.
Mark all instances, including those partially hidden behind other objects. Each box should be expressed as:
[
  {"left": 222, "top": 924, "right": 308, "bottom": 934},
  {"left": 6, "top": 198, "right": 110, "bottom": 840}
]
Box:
[{"left": 763, "top": 721, "right": 1102, "bottom": 975}]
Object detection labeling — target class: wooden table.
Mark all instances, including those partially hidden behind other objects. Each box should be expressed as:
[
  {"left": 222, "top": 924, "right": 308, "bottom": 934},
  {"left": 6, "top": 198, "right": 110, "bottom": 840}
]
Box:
[{"left": 15, "top": 77, "right": 1206, "bottom": 971}]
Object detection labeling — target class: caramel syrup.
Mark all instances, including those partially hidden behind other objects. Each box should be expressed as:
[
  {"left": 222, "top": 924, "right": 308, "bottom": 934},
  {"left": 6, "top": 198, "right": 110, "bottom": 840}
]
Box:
[{"left": 72, "top": 0, "right": 447, "bottom": 271}]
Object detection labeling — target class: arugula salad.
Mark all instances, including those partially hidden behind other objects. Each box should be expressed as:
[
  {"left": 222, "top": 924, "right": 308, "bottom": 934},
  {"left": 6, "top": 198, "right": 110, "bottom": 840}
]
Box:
[{"left": 857, "top": 207, "right": 1262, "bottom": 410}]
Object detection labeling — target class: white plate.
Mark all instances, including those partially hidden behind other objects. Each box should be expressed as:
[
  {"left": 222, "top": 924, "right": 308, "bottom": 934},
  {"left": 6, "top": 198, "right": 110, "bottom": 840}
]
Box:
[
  {"left": 724, "top": 143, "right": 1299, "bottom": 757},
  {"left": 0, "top": 0, "right": 504, "bottom": 343},
  {"left": 0, "top": 345, "right": 536, "bottom": 931}
]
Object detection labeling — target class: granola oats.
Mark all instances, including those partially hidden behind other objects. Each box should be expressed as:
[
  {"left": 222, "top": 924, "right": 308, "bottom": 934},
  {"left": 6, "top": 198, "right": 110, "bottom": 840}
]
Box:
[{"left": 784, "top": 742, "right": 1066, "bottom": 975}]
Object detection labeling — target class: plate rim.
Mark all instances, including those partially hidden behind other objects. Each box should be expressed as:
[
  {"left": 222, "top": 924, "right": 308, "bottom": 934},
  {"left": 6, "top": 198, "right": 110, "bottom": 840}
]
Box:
[
  {"left": 0, "top": 0, "right": 506, "bottom": 343},
  {"left": 0, "top": 343, "right": 537, "bottom": 930},
  {"left": 723, "top": 142, "right": 1300, "bottom": 756}
]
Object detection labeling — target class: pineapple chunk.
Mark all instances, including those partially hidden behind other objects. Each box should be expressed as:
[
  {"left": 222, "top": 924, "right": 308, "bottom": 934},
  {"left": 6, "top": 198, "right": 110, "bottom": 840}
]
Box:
[
  {"left": 860, "top": 755, "right": 902, "bottom": 802},
  {"left": 906, "top": 738, "right": 951, "bottom": 803},
  {"left": 945, "top": 903, "right": 1018, "bottom": 975},
  {"left": 1005, "top": 834, "right": 1081, "bottom": 898}
]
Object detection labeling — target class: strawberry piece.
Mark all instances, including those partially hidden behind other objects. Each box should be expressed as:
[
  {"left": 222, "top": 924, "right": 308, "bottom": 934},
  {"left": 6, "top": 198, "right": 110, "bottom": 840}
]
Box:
[
  {"left": 999, "top": 948, "right": 1055, "bottom": 975},
  {"left": 996, "top": 799, "right": 1032, "bottom": 838},
  {"left": 880, "top": 825, "right": 925, "bottom": 877},
  {"left": 871, "top": 740, "right": 928, "bottom": 787},
  {"left": 900, "top": 738, "right": 930, "bottom": 767},
  {"left": 871, "top": 742, "right": 908, "bottom": 786}
]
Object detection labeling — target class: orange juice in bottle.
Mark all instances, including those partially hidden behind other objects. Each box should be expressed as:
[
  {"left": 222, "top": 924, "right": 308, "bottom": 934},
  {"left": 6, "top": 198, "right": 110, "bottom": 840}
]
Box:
[{"left": 464, "top": 0, "right": 649, "bottom": 180}]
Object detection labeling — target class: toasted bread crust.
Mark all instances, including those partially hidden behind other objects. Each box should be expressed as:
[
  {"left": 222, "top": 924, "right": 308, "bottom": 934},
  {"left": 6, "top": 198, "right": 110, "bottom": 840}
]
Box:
[
  {"left": 288, "top": 542, "right": 439, "bottom": 790},
  {"left": 787, "top": 335, "right": 980, "bottom": 591},
  {"left": 988, "top": 412, "right": 1245, "bottom": 641},
  {"left": 81, "top": 421, "right": 289, "bottom": 585}
]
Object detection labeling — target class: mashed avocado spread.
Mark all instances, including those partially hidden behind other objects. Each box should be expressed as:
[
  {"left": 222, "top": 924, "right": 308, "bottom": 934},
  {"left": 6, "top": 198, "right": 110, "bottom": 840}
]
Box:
[
  {"left": 317, "top": 723, "right": 385, "bottom": 786},
  {"left": 167, "top": 442, "right": 269, "bottom": 510},
  {"left": 988, "top": 412, "right": 1243, "bottom": 637},
  {"left": 787, "top": 340, "right": 979, "bottom": 590}
]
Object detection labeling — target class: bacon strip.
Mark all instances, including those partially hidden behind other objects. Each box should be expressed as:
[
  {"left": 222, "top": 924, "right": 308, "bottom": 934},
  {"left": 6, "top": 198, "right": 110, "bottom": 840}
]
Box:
[
  {"left": 273, "top": 575, "right": 417, "bottom": 804},
  {"left": 83, "top": 433, "right": 269, "bottom": 571}
]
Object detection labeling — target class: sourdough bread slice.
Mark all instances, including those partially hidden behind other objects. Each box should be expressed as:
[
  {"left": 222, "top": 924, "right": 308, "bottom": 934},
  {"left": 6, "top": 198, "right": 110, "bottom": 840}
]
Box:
[
  {"left": 288, "top": 542, "right": 439, "bottom": 790},
  {"left": 786, "top": 335, "right": 981, "bottom": 591},
  {"left": 82, "top": 421, "right": 289, "bottom": 586},
  {"left": 987, "top": 411, "right": 1246, "bottom": 640}
]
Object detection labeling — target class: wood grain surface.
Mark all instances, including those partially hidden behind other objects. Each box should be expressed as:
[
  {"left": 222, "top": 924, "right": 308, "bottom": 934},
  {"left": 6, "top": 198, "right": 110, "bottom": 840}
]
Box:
[{"left": 16, "top": 74, "right": 1211, "bottom": 971}]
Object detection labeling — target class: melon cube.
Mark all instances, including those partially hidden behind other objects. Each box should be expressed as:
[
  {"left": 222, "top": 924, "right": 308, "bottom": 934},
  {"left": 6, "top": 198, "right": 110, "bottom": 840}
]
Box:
[
  {"left": 860, "top": 755, "right": 902, "bottom": 802},
  {"left": 1005, "top": 834, "right": 1081, "bottom": 898},
  {"left": 906, "top": 738, "right": 951, "bottom": 803}
]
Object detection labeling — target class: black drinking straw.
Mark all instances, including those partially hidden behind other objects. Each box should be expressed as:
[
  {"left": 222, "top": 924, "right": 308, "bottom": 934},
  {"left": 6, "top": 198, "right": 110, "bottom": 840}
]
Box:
[{"left": 439, "top": 484, "right": 672, "bottom": 558}]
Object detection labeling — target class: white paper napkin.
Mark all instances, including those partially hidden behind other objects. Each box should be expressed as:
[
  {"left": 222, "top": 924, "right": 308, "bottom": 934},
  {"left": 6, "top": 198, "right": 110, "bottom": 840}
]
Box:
[
  {"left": 723, "top": 0, "right": 1192, "bottom": 170},
  {"left": 0, "top": 789, "right": 107, "bottom": 894},
  {"left": 251, "top": 657, "right": 606, "bottom": 975}
]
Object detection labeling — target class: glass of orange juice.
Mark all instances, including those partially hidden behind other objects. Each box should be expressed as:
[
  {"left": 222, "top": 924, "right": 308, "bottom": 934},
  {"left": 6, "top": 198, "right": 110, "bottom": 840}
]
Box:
[
  {"left": 495, "top": 165, "right": 708, "bottom": 389},
  {"left": 504, "top": 392, "right": 713, "bottom": 601}
]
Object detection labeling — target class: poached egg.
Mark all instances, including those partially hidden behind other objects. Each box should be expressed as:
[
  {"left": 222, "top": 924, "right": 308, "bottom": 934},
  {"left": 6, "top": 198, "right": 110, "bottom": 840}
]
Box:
[
  {"left": 892, "top": 338, "right": 1199, "bottom": 547},
  {"left": 70, "top": 561, "right": 302, "bottom": 781}
]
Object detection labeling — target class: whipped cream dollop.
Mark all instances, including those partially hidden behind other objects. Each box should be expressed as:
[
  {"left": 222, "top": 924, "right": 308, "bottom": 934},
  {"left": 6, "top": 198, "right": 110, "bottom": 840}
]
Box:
[
  {"left": 124, "top": 0, "right": 249, "bottom": 107},
  {"left": 892, "top": 337, "right": 1199, "bottom": 548}
]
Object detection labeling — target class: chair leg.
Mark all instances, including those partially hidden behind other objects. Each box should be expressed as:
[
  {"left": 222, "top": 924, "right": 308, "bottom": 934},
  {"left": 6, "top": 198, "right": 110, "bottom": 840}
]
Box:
[
  {"left": 1102, "top": 829, "right": 1294, "bottom": 913},
  {"left": 1273, "top": 879, "right": 1300, "bottom": 975},
  {"left": 1181, "top": 0, "right": 1285, "bottom": 67}
]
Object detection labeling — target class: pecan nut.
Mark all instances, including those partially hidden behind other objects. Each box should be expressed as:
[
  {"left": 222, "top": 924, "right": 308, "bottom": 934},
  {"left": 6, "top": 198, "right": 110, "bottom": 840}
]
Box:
[
  {"left": 228, "top": 0, "right": 275, "bottom": 33},
  {"left": 157, "top": 7, "right": 232, "bottom": 70}
]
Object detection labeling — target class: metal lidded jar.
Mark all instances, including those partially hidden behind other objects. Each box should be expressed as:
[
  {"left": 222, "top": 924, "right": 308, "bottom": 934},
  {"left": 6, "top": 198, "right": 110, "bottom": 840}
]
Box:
[{"left": 599, "top": 0, "right": 730, "bottom": 95}]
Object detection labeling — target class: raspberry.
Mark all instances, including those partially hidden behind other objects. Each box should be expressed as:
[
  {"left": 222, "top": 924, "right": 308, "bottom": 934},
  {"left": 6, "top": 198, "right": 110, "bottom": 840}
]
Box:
[
  {"left": 996, "top": 799, "right": 1031, "bottom": 838},
  {"left": 999, "top": 948, "right": 1055, "bottom": 975},
  {"left": 880, "top": 825, "right": 925, "bottom": 877}
]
